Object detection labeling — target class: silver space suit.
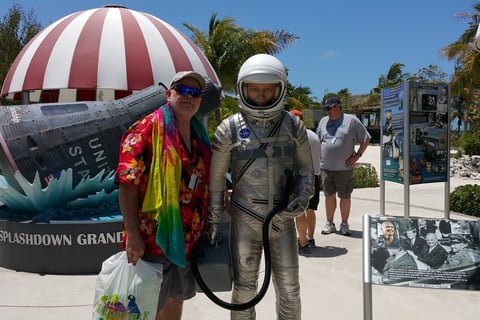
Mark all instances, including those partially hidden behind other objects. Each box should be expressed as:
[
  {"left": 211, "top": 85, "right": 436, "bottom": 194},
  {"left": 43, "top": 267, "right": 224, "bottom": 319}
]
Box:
[{"left": 208, "top": 54, "right": 314, "bottom": 320}]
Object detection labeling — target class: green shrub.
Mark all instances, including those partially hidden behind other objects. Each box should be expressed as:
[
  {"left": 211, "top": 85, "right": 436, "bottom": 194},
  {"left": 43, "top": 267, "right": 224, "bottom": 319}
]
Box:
[
  {"left": 353, "top": 165, "right": 379, "bottom": 188},
  {"left": 450, "top": 184, "right": 480, "bottom": 217},
  {"left": 459, "top": 129, "right": 480, "bottom": 156},
  {"left": 453, "top": 149, "right": 463, "bottom": 159}
]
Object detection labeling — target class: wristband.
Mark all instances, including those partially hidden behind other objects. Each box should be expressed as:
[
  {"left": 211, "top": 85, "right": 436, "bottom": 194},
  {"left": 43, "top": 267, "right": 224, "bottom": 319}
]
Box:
[{"left": 355, "top": 151, "right": 362, "bottom": 157}]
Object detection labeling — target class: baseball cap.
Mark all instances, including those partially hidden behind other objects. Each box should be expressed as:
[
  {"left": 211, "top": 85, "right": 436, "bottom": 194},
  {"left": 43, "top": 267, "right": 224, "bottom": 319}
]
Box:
[
  {"left": 169, "top": 71, "right": 206, "bottom": 91},
  {"left": 323, "top": 97, "right": 341, "bottom": 110},
  {"left": 289, "top": 109, "right": 303, "bottom": 120}
]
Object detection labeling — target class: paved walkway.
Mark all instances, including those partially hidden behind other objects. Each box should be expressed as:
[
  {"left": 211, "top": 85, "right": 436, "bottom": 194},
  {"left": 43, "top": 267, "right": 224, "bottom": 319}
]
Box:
[{"left": 1, "top": 146, "right": 479, "bottom": 319}]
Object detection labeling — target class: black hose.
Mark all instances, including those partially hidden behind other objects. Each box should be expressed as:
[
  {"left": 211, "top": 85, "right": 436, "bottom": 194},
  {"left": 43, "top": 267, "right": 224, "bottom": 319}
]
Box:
[{"left": 192, "top": 169, "right": 293, "bottom": 311}]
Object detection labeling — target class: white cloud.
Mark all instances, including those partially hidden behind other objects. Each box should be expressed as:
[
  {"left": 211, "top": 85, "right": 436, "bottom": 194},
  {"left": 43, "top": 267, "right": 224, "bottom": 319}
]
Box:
[{"left": 320, "top": 50, "right": 337, "bottom": 61}]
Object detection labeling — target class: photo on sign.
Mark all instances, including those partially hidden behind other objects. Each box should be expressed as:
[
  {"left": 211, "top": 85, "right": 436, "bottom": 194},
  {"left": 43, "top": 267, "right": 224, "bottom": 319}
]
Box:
[{"left": 370, "top": 216, "right": 480, "bottom": 290}]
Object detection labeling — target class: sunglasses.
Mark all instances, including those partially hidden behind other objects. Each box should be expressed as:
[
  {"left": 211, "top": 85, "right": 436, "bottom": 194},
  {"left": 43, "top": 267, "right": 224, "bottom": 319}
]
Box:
[
  {"left": 323, "top": 104, "right": 337, "bottom": 111},
  {"left": 172, "top": 85, "right": 202, "bottom": 98}
]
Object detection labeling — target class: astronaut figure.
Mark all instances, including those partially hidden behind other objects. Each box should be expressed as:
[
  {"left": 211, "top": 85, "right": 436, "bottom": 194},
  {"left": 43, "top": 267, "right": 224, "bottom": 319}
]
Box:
[{"left": 208, "top": 54, "right": 314, "bottom": 320}]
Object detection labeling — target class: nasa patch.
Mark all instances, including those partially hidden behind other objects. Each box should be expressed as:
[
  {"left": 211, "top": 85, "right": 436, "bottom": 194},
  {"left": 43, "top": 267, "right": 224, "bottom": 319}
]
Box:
[{"left": 239, "top": 127, "right": 250, "bottom": 139}]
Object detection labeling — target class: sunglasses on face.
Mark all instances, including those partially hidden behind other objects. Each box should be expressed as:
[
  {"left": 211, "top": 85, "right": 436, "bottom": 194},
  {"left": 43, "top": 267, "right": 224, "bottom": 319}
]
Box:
[
  {"left": 172, "top": 85, "right": 202, "bottom": 98},
  {"left": 323, "top": 104, "right": 336, "bottom": 111}
]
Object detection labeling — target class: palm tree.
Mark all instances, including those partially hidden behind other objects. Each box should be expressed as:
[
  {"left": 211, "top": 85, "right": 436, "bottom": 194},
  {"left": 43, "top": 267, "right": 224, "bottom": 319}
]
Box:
[
  {"left": 286, "top": 84, "right": 318, "bottom": 110},
  {"left": 450, "top": 97, "right": 467, "bottom": 136},
  {"left": 184, "top": 13, "right": 299, "bottom": 95},
  {"left": 440, "top": 3, "right": 480, "bottom": 133},
  {"left": 184, "top": 13, "right": 299, "bottom": 124},
  {"left": 376, "top": 62, "right": 407, "bottom": 90}
]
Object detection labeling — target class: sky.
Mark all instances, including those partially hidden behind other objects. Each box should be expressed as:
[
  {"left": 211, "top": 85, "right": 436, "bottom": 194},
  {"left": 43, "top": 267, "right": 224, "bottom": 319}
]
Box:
[{"left": 3, "top": 0, "right": 477, "bottom": 100}]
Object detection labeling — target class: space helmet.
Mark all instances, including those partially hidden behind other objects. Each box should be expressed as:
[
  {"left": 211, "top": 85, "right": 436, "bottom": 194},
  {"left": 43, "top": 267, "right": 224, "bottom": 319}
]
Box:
[{"left": 237, "top": 54, "right": 287, "bottom": 119}]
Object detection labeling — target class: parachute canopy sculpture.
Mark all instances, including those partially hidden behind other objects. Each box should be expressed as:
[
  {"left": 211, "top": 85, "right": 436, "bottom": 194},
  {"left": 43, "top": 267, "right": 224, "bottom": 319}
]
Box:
[
  {"left": 474, "top": 22, "right": 480, "bottom": 52},
  {"left": 1, "top": 4, "right": 221, "bottom": 103},
  {"left": 0, "top": 5, "right": 222, "bottom": 217}
]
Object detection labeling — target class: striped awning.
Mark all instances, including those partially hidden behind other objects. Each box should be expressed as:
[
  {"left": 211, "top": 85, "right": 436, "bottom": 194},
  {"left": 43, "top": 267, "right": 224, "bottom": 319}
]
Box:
[
  {"left": 1, "top": 5, "right": 220, "bottom": 102},
  {"left": 475, "top": 22, "right": 480, "bottom": 52}
]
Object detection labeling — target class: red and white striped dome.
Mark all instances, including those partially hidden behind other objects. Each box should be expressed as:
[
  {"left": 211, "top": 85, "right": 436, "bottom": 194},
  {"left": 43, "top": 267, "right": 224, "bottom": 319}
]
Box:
[{"left": 1, "top": 5, "right": 220, "bottom": 102}]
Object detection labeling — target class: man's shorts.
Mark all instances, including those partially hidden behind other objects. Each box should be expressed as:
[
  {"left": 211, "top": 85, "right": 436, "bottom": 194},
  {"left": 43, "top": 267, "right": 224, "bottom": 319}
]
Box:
[
  {"left": 320, "top": 169, "right": 354, "bottom": 199},
  {"left": 307, "top": 175, "right": 321, "bottom": 210},
  {"left": 143, "top": 254, "right": 196, "bottom": 311}
]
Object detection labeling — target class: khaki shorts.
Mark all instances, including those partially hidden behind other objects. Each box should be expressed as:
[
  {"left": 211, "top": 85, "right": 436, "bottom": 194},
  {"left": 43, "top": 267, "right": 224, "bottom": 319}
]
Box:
[
  {"left": 320, "top": 169, "right": 354, "bottom": 199},
  {"left": 143, "top": 254, "right": 196, "bottom": 311}
]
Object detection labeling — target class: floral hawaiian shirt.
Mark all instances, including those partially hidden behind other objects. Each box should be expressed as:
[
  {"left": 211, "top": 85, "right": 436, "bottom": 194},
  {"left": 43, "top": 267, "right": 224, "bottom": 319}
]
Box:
[{"left": 116, "top": 110, "right": 210, "bottom": 259}]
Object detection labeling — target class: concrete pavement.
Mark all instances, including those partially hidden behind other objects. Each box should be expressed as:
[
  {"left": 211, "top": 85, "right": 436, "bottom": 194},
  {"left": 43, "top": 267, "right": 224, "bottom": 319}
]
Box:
[{"left": 1, "top": 146, "right": 479, "bottom": 319}]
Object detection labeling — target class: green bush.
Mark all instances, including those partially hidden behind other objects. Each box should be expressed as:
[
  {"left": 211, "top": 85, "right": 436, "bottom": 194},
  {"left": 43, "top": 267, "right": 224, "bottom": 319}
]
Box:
[
  {"left": 453, "top": 149, "right": 463, "bottom": 159},
  {"left": 459, "top": 129, "right": 480, "bottom": 156},
  {"left": 450, "top": 184, "right": 480, "bottom": 217},
  {"left": 353, "top": 165, "right": 379, "bottom": 188}
]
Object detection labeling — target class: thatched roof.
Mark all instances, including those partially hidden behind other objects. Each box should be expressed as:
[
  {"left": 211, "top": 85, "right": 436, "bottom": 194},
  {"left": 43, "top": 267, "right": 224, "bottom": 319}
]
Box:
[{"left": 350, "top": 94, "right": 380, "bottom": 113}]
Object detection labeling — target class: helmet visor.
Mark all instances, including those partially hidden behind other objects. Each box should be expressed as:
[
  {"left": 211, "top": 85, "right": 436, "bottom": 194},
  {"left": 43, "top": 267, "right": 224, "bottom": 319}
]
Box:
[{"left": 241, "top": 82, "right": 282, "bottom": 108}]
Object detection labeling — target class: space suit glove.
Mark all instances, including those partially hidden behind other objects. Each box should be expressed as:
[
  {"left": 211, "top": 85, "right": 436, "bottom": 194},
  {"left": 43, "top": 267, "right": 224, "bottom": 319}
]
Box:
[
  {"left": 207, "top": 205, "right": 224, "bottom": 246},
  {"left": 279, "top": 166, "right": 314, "bottom": 218},
  {"left": 280, "top": 195, "right": 309, "bottom": 218},
  {"left": 207, "top": 222, "right": 223, "bottom": 247}
]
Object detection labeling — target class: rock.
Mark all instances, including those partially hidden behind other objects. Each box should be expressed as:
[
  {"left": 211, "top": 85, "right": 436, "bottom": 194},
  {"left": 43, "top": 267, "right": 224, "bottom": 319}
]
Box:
[{"left": 450, "top": 155, "right": 480, "bottom": 180}]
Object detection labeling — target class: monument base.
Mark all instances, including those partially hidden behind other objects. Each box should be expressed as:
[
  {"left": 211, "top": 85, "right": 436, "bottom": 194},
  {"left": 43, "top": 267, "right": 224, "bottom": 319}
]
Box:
[{"left": 0, "top": 218, "right": 123, "bottom": 274}]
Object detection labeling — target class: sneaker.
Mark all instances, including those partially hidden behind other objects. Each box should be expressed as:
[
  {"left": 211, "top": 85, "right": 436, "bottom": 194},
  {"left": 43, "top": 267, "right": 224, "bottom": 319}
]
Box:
[
  {"left": 339, "top": 222, "right": 351, "bottom": 236},
  {"left": 298, "top": 240, "right": 311, "bottom": 254},
  {"left": 321, "top": 222, "right": 336, "bottom": 234},
  {"left": 307, "top": 238, "right": 316, "bottom": 248}
]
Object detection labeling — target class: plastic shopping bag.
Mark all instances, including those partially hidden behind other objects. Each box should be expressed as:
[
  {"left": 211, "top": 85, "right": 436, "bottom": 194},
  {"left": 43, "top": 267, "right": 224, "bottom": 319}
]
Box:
[{"left": 92, "top": 251, "right": 163, "bottom": 320}]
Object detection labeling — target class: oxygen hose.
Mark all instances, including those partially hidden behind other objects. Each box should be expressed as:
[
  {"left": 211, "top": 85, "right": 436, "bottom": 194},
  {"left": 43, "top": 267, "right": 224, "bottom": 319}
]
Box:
[{"left": 192, "top": 169, "right": 293, "bottom": 311}]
